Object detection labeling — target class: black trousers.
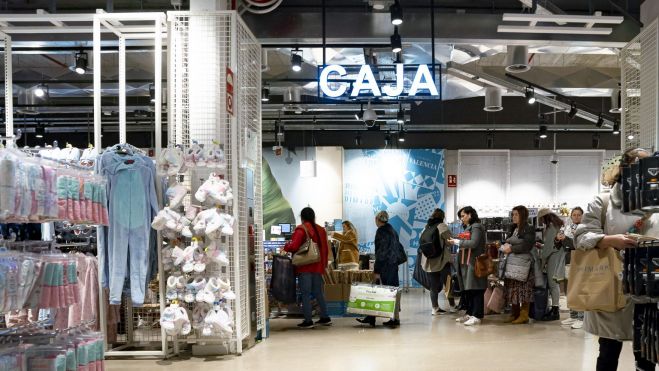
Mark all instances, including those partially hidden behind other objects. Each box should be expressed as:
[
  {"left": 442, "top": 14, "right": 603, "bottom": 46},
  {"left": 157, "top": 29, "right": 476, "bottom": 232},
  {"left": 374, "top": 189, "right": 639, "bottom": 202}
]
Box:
[
  {"left": 428, "top": 265, "right": 451, "bottom": 309},
  {"left": 597, "top": 338, "right": 656, "bottom": 371},
  {"left": 463, "top": 289, "right": 485, "bottom": 319}
]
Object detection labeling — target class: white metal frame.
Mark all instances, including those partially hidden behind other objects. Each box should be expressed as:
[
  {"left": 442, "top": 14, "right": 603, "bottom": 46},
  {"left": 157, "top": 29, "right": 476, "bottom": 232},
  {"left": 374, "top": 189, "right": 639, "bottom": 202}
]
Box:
[{"left": 1, "top": 31, "right": 13, "bottom": 147}]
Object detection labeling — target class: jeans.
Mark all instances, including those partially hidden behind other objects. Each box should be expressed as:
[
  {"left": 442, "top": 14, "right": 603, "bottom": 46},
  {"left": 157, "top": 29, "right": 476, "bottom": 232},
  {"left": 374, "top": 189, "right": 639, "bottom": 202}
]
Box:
[
  {"left": 464, "top": 289, "right": 485, "bottom": 319},
  {"left": 428, "top": 265, "right": 450, "bottom": 309},
  {"left": 597, "top": 338, "right": 656, "bottom": 371},
  {"left": 298, "top": 272, "right": 327, "bottom": 322}
]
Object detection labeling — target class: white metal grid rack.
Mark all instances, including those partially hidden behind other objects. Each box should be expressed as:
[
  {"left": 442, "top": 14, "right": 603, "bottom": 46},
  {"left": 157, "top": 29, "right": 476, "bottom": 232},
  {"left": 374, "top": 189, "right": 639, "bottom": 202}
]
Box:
[
  {"left": 621, "top": 19, "right": 659, "bottom": 151},
  {"left": 167, "top": 11, "right": 264, "bottom": 355}
]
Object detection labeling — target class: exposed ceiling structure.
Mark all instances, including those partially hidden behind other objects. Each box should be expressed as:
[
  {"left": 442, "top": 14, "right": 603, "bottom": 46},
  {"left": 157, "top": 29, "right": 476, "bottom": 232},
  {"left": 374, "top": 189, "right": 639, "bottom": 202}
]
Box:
[{"left": 0, "top": 0, "right": 646, "bottom": 149}]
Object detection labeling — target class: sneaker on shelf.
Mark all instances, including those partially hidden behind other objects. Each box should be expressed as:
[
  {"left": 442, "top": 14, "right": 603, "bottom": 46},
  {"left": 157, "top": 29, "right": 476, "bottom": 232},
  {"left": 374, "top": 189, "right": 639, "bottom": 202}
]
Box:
[
  {"left": 561, "top": 317, "right": 577, "bottom": 326},
  {"left": 455, "top": 315, "right": 470, "bottom": 323},
  {"left": 315, "top": 317, "right": 332, "bottom": 326},
  {"left": 463, "top": 316, "right": 482, "bottom": 326},
  {"left": 297, "top": 321, "right": 315, "bottom": 329},
  {"left": 571, "top": 320, "right": 584, "bottom": 330}
]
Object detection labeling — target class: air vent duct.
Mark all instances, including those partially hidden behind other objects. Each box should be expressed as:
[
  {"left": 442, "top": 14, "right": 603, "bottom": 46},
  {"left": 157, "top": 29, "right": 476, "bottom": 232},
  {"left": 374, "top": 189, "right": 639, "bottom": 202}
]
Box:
[{"left": 505, "top": 45, "right": 530, "bottom": 73}]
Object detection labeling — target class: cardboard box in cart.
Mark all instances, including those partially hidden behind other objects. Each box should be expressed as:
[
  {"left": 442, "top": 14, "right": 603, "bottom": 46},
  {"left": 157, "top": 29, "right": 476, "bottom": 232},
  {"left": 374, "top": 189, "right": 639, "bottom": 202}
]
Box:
[
  {"left": 347, "top": 282, "right": 400, "bottom": 319},
  {"left": 323, "top": 284, "right": 344, "bottom": 302}
]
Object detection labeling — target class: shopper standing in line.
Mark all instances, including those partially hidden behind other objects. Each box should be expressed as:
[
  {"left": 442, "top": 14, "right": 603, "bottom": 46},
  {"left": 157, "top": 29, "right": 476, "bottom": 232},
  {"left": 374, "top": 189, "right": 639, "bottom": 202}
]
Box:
[
  {"left": 536, "top": 208, "right": 565, "bottom": 321},
  {"left": 557, "top": 207, "right": 585, "bottom": 329},
  {"left": 448, "top": 206, "right": 487, "bottom": 326},
  {"left": 419, "top": 208, "right": 452, "bottom": 316},
  {"left": 329, "top": 221, "right": 360, "bottom": 265},
  {"left": 575, "top": 148, "right": 657, "bottom": 371},
  {"left": 356, "top": 210, "right": 402, "bottom": 328},
  {"left": 501, "top": 205, "right": 535, "bottom": 324},
  {"left": 284, "top": 207, "right": 332, "bottom": 329}
]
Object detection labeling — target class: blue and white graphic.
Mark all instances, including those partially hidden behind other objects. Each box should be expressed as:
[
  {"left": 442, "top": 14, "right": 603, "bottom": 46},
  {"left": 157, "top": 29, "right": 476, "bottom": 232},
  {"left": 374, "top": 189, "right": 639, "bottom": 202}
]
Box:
[{"left": 343, "top": 149, "right": 445, "bottom": 287}]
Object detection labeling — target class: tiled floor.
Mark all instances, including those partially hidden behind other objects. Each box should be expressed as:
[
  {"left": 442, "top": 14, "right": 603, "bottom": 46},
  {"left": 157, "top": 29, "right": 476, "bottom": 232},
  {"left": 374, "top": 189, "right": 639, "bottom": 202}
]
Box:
[{"left": 106, "top": 290, "right": 637, "bottom": 371}]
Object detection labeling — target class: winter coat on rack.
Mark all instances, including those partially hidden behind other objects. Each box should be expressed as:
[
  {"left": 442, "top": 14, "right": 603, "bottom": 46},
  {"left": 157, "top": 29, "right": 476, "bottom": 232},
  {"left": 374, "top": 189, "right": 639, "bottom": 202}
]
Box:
[
  {"left": 575, "top": 185, "right": 659, "bottom": 340},
  {"left": 284, "top": 221, "right": 330, "bottom": 275},
  {"left": 332, "top": 229, "right": 359, "bottom": 265},
  {"left": 457, "top": 223, "right": 488, "bottom": 291}
]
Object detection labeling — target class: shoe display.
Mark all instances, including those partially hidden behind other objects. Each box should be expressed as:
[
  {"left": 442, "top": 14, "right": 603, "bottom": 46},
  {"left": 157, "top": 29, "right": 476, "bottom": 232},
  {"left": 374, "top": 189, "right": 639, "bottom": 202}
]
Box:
[{"left": 463, "top": 317, "right": 482, "bottom": 326}]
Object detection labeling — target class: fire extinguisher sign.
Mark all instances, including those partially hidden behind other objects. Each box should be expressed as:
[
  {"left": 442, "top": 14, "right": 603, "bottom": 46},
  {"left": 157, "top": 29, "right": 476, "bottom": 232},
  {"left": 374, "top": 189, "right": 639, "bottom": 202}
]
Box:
[{"left": 226, "top": 67, "right": 235, "bottom": 116}]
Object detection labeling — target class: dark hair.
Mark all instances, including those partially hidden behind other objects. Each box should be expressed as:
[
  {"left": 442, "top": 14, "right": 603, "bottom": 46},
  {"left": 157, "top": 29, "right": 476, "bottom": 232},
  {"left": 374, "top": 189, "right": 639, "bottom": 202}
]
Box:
[
  {"left": 458, "top": 206, "right": 480, "bottom": 225},
  {"left": 541, "top": 213, "right": 564, "bottom": 229},
  {"left": 571, "top": 207, "right": 584, "bottom": 215},
  {"left": 300, "top": 207, "right": 316, "bottom": 224},
  {"left": 428, "top": 208, "right": 445, "bottom": 224},
  {"left": 511, "top": 205, "right": 529, "bottom": 234}
]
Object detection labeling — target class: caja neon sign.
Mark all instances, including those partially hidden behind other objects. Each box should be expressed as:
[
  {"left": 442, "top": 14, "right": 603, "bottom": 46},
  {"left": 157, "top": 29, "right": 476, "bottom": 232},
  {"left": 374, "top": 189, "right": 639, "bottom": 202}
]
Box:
[{"left": 319, "top": 64, "right": 439, "bottom": 98}]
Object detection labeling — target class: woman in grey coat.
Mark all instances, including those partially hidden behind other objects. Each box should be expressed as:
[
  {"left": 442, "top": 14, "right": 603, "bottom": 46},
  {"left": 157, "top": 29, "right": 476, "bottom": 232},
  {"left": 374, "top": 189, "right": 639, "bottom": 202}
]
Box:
[
  {"left": 537, "top": 208, "right": 565, "bottom": 321},
  {"left": 448, "top": 206, "right": 487, "bottom": 326},
  {"left": 575, "top": 148, "right": 656, "bottom": 371}
]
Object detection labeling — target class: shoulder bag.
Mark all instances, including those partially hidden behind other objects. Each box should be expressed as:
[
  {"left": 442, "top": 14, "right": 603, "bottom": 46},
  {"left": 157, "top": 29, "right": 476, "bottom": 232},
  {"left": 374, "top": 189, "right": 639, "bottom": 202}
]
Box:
[
  {"left": 474, "top": 252, "right": 494, "bottom": 278},
  {"left": 504, "top": 253, "right": 533, "bottom": 282},
  {"left": 292, "top": 224, "right": 321, "bottom": 266}
]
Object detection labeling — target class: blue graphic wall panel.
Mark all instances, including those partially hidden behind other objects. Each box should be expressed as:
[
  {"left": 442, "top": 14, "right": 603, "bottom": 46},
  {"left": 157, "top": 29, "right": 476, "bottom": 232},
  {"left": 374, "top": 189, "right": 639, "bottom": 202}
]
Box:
[{"left": 343, "top": 149, "right": 445, "bottom": 287}]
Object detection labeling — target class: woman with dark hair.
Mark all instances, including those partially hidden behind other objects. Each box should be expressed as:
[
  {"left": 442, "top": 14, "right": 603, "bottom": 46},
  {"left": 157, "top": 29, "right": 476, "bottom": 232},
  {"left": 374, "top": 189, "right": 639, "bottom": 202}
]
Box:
[
  {"left": 501, "top": 205, "right": 535, "bottom": 324},
  {"left": 356, "top": 210, "right": 403, "bottom": 328},
  {"left": 575, "top": 148, "right": 658, "bottom": 371},
  {"left": 536, "top": 208, "right": 565, "bottom": 321},
  {"left": 448, "top": 206, "right": 487, "bottom": 326},
  {"left": 284, "top": 207, "right": 331, "bottom": 329},
  {"left": 557, "top": 206, "right": 585, "bottom": 329},
  {"left": 419, "top": 208, "right": 452, "bottom": 315}
]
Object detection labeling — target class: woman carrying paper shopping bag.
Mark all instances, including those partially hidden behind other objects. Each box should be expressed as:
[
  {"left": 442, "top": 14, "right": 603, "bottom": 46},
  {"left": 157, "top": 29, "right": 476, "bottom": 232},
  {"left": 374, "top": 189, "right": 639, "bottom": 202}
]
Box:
[
  {"left": 356, "top": 210, "right": 402, "bottom": 328},
  {"left": 574, "top": 148, "right": 657, "bottom": 371}
]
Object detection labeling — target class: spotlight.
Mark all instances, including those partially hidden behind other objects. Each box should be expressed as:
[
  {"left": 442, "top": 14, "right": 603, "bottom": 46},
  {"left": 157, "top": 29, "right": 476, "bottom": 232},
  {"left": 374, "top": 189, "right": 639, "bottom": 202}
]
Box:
[
  {"left": 390, "top": 0, "right": 403, "bottom": 25},
  {"left": 533, "top": 134, "right": 541, "bottom": 149},
  {"left": 355, "top": 132, "right": 362, "bottom": 146},
  {"left": 398, "top": 130, "right": 405, "bottom": 142},
  {"left": 149, "top": 83, "right": 155, "bottom": 103},
  {"left": 390, "top": 26, "right": 402, "bottom": 54},
  {"left": 35, "top": 124, "right": 45, "bottom": 138},
  {"left": 525, "top": 87, "right": 535, "bottom": 104},
  {"left": 34, "top": 83, "right": 48, "bottom": 98},
  {"left": 486, "top": 132, "right": 494, "bottom": 149},
  {"left": 628, "top": 134, "right": 635, "bottom": 140},
  {"left": 261, "top": 85, "right": 270, "bottom": 102},
  {"left": 596, "top": 114, "right": 604, "bottom": 128},
  {"left": 613, "top": 121, "right": 620, "bottom": 135},
  {"left": 74, "top": 51, "right": 88, "bottom": 75},
  {"left": 539, "top": 125, "right": 548, "bottom": 139},
  {"left": 397, "top": 104, "right": 404, "bottom": 124},
  {"left": 592, "top": 133, "right": 600, "bottom": 149},
  {"left": 291, "top": 49, "right": 302, "bottom": 72},
  {"left": 567, "top": 101, "right": 577, "bottom": 119},
  {"left": 355, "top": 104, "right": 364, "bottom": 121},
  {"left": 384, "top": 132, "right": 391, "bottom": 146}
]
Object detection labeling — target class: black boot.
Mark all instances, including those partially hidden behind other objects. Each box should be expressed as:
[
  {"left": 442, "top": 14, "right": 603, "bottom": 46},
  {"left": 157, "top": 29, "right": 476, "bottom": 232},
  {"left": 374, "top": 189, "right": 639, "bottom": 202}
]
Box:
[
  {"left": 383, "top": 319, "right": 400, "bottom": 328},
  {"left": 541, "top": 306, "right": 560, "bottom": 321},
  {"left": 356, "top": 316, "right": 376, "bottom": 327}
]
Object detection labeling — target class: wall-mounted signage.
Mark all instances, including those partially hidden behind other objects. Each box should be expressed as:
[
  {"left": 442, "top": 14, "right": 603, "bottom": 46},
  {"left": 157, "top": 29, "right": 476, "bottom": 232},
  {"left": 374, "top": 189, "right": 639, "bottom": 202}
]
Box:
[{"left": 318, "top": 64, "right": 440, "bottom": 99}]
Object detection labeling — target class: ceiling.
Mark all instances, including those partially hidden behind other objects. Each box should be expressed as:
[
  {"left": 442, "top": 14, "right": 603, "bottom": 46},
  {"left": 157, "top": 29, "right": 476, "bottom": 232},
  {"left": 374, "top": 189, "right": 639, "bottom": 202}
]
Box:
[{"left": 0, "top": 0, "right": 645, "bottom": 149}]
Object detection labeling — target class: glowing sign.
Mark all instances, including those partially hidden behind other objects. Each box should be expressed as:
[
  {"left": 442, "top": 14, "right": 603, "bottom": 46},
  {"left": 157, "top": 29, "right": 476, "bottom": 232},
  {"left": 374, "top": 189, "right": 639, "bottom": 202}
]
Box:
[{"left": 319, "top": 63, "right": 439, "bottom": 98}]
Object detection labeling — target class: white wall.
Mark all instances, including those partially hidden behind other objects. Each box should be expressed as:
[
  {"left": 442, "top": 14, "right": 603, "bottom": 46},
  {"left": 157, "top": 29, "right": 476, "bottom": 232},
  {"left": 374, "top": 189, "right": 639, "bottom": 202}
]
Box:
[{"left": 263, "top": 146, "right": 343, "bottom": 226}]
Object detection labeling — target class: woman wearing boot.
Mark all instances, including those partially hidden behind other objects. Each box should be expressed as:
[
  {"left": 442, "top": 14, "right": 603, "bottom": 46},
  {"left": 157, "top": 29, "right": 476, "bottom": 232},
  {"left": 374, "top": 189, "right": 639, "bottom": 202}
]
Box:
[
  {"left": 575, "top": 148, "right": 657, "bottom": 371},
  {"left": 501, "top": 205, "right": 535, "bottom": 324},
  {"left": 537, "top": 209, "right": 565, "bottom": 322}
]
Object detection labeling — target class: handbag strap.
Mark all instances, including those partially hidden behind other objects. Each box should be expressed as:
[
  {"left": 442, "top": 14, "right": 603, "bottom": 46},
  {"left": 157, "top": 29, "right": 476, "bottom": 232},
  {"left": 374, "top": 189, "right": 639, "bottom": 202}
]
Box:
[
  {"left": 600, "top": 193, "right": 610, "bottom": 231},
  {"left": 301, "top": 223, "right": 311, "bottom": 241}
]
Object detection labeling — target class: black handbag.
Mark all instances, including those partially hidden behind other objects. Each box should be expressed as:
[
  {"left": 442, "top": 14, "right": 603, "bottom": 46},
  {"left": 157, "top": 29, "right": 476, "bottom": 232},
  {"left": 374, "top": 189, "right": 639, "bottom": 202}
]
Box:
[
  {"left": 412, "top": 250, "right": 432, "bottom": 290},
  {"left": 270, "top": 254, "right": 297, "bottom": 304}
]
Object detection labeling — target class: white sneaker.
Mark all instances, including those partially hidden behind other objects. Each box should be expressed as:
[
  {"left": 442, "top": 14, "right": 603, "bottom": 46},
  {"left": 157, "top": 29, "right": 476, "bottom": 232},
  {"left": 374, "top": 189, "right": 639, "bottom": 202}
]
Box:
[
  {"left": 571, "top": 320, "right": 583, "bottom": 329},
  {"left": 432, "top": 307, "right": 440, "bottom": 316},
  {"left": 561, "top": 318, "right": 576, "bottom": 326},
  {"left": 455, "top": 315, "right": 470, "bottom": 323},
  {"left": 463, "top": 316, "right": 482, "bottom": 326}
]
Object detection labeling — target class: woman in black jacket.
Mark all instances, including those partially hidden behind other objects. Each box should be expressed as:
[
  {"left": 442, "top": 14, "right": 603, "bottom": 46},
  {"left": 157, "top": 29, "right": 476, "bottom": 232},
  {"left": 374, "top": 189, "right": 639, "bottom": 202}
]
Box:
[
  {"left": 501, "top": 205, "right": 535, "bottom": 324},
  {"left": 356, "top": 210, "right": 402, "bottom": 328}
]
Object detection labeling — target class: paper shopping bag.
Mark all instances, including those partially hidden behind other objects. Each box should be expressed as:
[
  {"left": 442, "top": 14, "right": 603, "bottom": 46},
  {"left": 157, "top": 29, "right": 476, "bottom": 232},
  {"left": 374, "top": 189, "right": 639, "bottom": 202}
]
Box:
[{"left": 567, "top": 248, "right": 627, "bottom": 313}]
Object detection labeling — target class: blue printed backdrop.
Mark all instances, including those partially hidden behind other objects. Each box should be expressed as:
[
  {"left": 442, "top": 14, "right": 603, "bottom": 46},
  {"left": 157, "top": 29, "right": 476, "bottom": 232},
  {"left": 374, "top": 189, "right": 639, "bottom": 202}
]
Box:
[{"left": 343, "top": 149, "right": 445, "bottom": 287}]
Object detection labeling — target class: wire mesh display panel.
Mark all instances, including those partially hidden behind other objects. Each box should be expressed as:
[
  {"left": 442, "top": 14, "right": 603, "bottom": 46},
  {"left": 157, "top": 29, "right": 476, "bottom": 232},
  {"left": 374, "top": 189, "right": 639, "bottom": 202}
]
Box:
[
  {"left": 167, "top": 10, "right": 263, "bottom": 353},
  {"left": 622, "top": 20, "right": 658, "bottom": 151}
]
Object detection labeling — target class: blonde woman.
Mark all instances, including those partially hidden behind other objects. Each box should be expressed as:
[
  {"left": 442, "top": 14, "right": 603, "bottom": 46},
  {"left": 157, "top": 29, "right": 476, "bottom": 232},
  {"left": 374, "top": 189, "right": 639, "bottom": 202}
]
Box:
[{"left": 330, "top": 221, "right": 360, "bottom": 265}]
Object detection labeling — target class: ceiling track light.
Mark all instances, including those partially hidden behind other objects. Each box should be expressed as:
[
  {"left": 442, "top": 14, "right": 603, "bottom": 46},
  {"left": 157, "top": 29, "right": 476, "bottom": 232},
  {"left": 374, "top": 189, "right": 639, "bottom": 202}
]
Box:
[
  {"left": 397, "top": 104, "right": 405, "bottom": 124},
  {"left": 35, "top": 123, "right": 45, "bottom": 138},
  {"left": 390, "top": 26, "right": 402, "bottom": 54},
  {"left": 533, "top": 134, "right": 541, "bottom": 149},
  {"left": 613, "top": 121, "right": 620, "bottom": 135},
  {"left": 355, "top": 104, "right": 364, "bottom": 121},
  {"left": 261, "top": 85, "right": 270, "bottom": 102},
  {"left": 398, "top": 127, "right": 406, "bottom": 142},
  {"left": 486, "top": 132, "right": 494, "bottom": 149},
  {"left": 149, "top": 83, "right": 156, "bottom": 103},
  {"left": 291, "top": 49, "right": 303, "bottom": 72},
  {"left": 525, "top": 86, "right": 536, "bottom": 104},
  {"left": 539, "top": 124, "right": 548, "bottom": 139},
  {"left": 567, "top": 101, "right": 577, "bottom": 119},
  {"left": 592, "top": 133, "right": 600, "bottom": 149},
  {"left": 596, "top": 113, "right": 604, "bottom": 128},
  {"left": 390, "top": 0, "right": 403, "bottom": 25},
  {"left": 74, "top": 51, "right": 88, "bottom": 75},
  {"left": 34, "top": 83, "right": 48, "bottom": 98}
]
